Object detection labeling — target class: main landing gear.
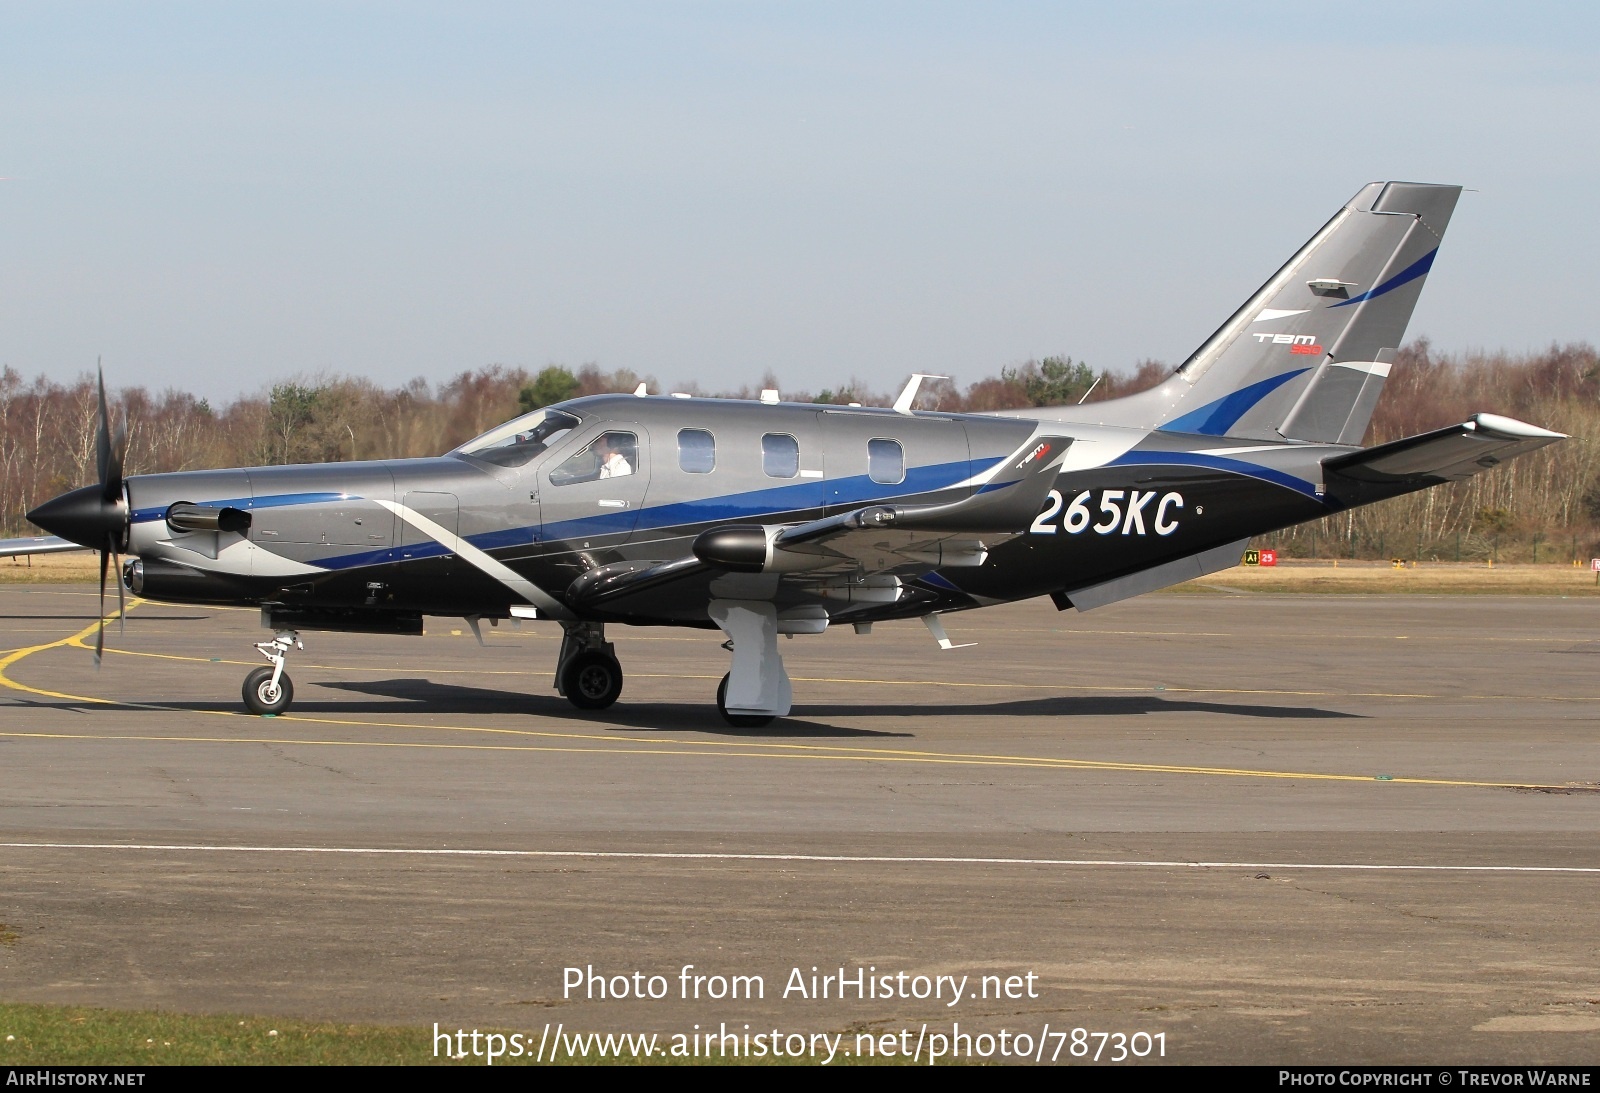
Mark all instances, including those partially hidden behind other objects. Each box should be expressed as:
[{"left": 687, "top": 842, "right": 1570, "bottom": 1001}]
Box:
[
  {"left": 552, "top": 614, "right": 783, "bottom": 727},
  {"left": 709, "top": 599, "right": 790, "bottom": 728},
  {"left": 551, "top": 614, "right": 776, "bottom": 726},
  {"left": 716, "top": 673, "right": 774, "bottom": 729},
  {"left": 556, "top": 621, "right": 623, "bottom": 710},
  {"left": 244, "top": 629, "right": 302, "bottom": 715}
]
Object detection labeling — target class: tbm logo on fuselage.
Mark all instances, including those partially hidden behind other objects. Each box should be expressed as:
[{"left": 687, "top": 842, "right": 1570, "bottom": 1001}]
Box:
[{"left": 1251, "top": 332, "right": 1323, "bottom": 356}]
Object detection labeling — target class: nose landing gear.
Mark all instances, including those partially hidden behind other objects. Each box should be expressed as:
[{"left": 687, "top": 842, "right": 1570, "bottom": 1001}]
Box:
[{"left": 244, "top": 629, "right": 302, "bottom": 715}]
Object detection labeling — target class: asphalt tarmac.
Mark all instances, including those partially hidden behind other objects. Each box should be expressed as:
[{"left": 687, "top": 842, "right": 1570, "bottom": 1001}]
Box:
[{"left": 1, "top": 583, "right": 1598, "bottom": 1065}]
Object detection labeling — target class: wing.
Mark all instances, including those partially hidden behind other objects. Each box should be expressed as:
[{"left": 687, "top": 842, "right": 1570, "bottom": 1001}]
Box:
[
  {"left": 567, "top": 435, "right": 1073, "bottom": 611},
  {"left": 0, "top": 535, "right": 90, "bottom": 559}
]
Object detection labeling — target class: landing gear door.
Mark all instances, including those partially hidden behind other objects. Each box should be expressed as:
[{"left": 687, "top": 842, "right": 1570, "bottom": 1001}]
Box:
[{"left": 539, "top": 426, "right": 651, "bottom": 550}]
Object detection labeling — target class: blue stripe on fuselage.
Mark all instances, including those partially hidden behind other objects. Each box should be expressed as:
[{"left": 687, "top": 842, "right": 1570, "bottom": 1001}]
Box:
[
  {"left": 546, "top": 457, "right": 1005, "bottom": 542},
  {"left": 305, "top": 457, "right": 1003, "bottom": 571},
  {"left": 917, "top": 571, "right": 963, "bottom": 592}
]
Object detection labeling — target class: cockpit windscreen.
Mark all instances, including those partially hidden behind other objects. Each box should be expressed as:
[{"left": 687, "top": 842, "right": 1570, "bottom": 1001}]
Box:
[{"left": 452, "top": 408, "right": 581, "bottom": 468}]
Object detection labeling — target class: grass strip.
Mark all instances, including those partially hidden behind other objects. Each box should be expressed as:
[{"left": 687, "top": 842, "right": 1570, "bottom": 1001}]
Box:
[
  {"left": 0, "top": 1003, "right": 918, "bottom": 1066},
  {"left": 0, "top": 1003, "right": 457, "bottom": 1066}
]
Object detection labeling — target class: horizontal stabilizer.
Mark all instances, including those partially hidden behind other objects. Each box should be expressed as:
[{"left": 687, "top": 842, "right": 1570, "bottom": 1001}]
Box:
[{"left": 1324, "top": 414, "right": 1565, "bottom": 485}]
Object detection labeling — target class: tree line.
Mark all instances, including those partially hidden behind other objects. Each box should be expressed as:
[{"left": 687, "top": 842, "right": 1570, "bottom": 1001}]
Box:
[{"left": 0, "top": 343, "right": 1596, "bottom": 559}]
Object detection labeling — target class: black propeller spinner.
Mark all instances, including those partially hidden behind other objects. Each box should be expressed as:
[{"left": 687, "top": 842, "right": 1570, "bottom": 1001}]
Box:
[{"left": 26, "top": 366, "right": 128, "bottom": 663}]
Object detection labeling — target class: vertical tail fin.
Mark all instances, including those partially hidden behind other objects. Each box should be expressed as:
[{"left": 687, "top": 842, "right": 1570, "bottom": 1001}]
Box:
[{"left": 1097, "top": 182, "right": 1461, "bottom": 442}]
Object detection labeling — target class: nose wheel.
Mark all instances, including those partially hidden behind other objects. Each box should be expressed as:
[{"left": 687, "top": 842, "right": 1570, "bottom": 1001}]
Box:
[{"left": 244, "top": 628, "right": 302, "bottom": 715}]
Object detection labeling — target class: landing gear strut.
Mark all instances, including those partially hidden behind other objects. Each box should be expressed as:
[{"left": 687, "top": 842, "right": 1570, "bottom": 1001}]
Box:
[
  {"left": 244, "top": 629, "right": 302, "bottom": 715},
  {"left": 556, "top": 621, "right": 623, "bottom": 710}
]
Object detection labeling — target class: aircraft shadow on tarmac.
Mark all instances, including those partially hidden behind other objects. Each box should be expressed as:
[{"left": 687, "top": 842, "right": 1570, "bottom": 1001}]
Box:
[
  {"left": 93, "top": 678, "right": 1360, "bottom": 736},
  {"left": 13, "top": 684, "right": 886, "bottom": 737},
  {"left": 305, "top": 680, "right": 1358, "bottom": 727},
  {"left": 796, "top": 695, "right": 1362, "bottom": 720},
  {"left": 305, "top": 678, "right": 911, "bottom": 738}
]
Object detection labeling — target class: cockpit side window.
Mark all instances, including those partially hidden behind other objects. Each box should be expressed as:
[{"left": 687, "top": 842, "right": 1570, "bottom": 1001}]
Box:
[
  {"left": 762, "top": 433, "right": 799, "bottom": 478},
  {"left": 550, "top": 431, "right": 638, "bottom": 485},
  {"left": 453, "top": 409, "right": 580, "bottom": 468},
  {"left": 678, "top": 429, "right": 716, "bottom": 474},
  {"left": 868, "top": 438, "right": 904, "bottom": 485}
]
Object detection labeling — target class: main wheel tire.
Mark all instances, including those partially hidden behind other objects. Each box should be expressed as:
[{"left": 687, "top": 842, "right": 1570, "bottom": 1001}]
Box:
[
  {"left": 717, "top": 673, "right": 775, "bottom": 728},
  {"left": 243, "top": 665, "right": 294, "bottom": 715},
  {"left": 563, "top": 651, "right": 624, "bottom": 710}
]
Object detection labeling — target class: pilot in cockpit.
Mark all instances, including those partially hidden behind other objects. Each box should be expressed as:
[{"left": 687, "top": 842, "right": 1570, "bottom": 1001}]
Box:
[{"left": 595, "top": 433, "right": 634, "bottom": 479}]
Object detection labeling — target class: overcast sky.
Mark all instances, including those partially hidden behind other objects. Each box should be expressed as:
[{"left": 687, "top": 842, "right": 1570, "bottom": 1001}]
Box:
[{"left": 2, "top": 2, "right": 1597, "bottom": 402}]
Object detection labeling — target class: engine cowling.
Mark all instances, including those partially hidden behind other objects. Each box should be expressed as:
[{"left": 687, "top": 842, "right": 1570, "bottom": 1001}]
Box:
[
  {"left": 692, "top": 525, "right": 769, "bottom": 572},
  {"left": 691, "top": 524, "right": 838, "bottom": 574}
]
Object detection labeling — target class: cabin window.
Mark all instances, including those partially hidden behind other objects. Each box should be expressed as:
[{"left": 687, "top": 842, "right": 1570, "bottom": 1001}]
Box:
[
  {"left": 868, "top": 438, "right": 904, "bottom": 485},
  {"left": 762, "top": 433, "right": 799, "bottom": 479},
  {"left": 678, "top": 429, "right": 716, "bottom": 474},
  {"left": 550, "top": 431, "right": 637, "bottom": 485}
]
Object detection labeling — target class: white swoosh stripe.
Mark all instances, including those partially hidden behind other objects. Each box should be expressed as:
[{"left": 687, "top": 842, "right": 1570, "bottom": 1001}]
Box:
[
  {"left": 1253, "top": 308, "right": 1309, "bottom": 322},
  {"left": 376, "top": 499, "right": 573, "bottom": 620},
  {"left": 1202, "top": 444, "right": 1286, "bottom": 456}
]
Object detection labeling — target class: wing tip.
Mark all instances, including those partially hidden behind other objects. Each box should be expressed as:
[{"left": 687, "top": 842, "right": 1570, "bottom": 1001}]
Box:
[{"left": 1468, "top": 413, "right": 1567, "bottom": 441}]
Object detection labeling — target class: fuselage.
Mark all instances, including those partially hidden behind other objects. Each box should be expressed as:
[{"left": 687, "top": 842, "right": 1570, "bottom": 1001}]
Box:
[{"left": 120, "top": 393, "right": 1352, "bottom": 627}]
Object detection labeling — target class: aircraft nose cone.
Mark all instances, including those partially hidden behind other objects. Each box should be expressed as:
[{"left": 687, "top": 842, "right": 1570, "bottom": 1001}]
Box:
[{"left": 27, "top": 484, "right": 127, "bottom": 548}]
